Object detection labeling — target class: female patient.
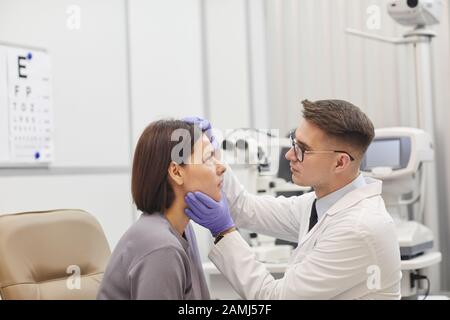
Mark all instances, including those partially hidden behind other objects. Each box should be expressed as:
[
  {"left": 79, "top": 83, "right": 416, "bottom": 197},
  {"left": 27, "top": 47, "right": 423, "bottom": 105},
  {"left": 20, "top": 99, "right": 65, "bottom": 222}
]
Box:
[{"left": 97, "top": 120, "right": 225, "bottom": 300}]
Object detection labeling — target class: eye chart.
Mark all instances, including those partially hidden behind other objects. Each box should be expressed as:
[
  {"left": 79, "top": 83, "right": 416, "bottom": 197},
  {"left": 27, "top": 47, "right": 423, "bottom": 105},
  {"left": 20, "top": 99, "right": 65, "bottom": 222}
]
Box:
[{"left": 0, "top": 44, "right": 54, "bottom": 167}]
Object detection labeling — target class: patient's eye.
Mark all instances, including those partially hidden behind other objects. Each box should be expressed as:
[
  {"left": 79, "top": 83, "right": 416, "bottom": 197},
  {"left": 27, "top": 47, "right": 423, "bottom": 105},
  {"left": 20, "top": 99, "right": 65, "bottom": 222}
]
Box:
[{"left": 203, "top": 151, "right": 215, "bottom": 165}]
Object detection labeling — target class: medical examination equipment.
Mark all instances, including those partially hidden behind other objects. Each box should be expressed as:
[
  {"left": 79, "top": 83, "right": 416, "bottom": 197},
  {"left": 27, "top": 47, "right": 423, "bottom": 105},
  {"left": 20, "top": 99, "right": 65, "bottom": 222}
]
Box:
[
  {"left": 220, "top": 129, "right": 309, "bottom": 263},
  {"left": 221, "top": 128, "right": 309, "bottom": 198},
  {"left": 346, "top": 0, "right": 443, "bottom": 136},
  {"left": 387, "top": 0, "right": 443, "bottom": 27},
  {"left": 346, "top": 0, "right": 443, "bottom": 299},
  {"left": 361, "top": 127, "right": 442, "bottom": 298},
  {"left": 0, "top": 43, "right": 54, "bottom": 167},
  {"left": 361, "top": 128, "right": 436, "bottom": 257}
]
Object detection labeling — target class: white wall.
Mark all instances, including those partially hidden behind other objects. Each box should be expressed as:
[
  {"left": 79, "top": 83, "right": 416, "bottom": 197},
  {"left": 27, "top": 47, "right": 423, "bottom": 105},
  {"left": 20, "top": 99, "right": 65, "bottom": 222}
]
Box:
[
  {"left": 0, "top": 0, "right": 133, "bottom": 249},
  {"left": 248, "top": 0, "right": 271, "bottom": 129},
  {"left": 128, "top": 0, "right": 205, "bottom": 140},
  {"left": 204, "top": 0, "right": 252, "bottom": 130}
]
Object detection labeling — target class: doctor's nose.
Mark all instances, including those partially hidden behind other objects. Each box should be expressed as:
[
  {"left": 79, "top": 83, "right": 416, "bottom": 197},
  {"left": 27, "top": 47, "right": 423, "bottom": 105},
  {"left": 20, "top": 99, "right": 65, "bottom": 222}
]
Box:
[{"left": 285, "top": 147, "right": 297, "bottom": 162}]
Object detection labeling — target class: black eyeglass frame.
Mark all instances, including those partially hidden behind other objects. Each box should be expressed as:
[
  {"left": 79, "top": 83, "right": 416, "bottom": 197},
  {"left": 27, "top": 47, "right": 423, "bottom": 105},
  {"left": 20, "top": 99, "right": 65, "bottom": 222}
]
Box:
[{"left": 289, "top": 130, "right": 355, "bottom": 162}]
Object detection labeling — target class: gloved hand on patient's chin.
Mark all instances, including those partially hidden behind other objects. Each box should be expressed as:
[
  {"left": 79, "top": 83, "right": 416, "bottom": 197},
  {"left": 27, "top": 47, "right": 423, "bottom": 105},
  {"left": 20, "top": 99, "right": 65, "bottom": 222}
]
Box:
[
  {"left": 182, "top": 116, "right": 219, "bottom": 150},
  {"left": 184, "top": 191, "right": 235, "bottom": 237}
]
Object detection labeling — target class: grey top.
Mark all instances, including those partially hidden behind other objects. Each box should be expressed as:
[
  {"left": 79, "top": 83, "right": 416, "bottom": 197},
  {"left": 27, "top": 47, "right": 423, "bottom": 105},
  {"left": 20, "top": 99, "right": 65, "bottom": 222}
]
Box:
[{"left": 97, "top": 213, "right": 210, "bottom": 300}]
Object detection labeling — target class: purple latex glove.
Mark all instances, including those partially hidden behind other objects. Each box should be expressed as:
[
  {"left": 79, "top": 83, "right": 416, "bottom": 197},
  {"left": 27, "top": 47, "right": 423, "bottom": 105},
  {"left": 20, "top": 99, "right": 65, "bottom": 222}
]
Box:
[
  {"left": 184, "top": 191, "right": 235, "bottom": 237},
  {"left": 182, "top": 116, "right": 219, "bottom": 150}
]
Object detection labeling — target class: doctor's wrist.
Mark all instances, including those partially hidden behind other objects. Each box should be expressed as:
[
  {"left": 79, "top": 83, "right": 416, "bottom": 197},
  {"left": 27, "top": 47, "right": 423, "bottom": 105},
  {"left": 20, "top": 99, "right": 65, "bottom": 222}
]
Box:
[{"left": 214, "top": 227, "right": 236, "bottom": 244}]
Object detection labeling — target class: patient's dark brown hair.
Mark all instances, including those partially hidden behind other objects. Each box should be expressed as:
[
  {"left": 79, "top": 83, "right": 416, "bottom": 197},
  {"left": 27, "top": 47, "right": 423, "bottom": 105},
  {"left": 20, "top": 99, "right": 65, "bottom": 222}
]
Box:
[{"left": 131, "top": 120, "right": 201, "bottom": 214}]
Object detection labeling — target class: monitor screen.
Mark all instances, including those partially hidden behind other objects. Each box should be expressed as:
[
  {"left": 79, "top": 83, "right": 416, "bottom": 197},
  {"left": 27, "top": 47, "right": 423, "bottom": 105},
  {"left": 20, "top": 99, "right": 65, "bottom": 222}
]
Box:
[{"left": 365, "top": 139, "right": 401, "bottom": 169}]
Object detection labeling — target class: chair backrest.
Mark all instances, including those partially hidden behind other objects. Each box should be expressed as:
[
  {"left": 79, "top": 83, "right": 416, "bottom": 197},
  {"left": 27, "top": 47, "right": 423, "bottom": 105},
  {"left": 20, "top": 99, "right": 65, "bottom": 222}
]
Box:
[{"left": 0, "top": 209, "right": 111, "bottom": 300}]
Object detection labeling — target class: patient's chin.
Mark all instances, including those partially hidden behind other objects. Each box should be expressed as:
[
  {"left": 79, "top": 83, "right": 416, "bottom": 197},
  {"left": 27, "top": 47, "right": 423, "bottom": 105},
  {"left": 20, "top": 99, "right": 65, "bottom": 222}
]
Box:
[
  {"left": 213, "top": 191, "right": 222, "bottom": 202},
  {"left": 203, "top": 189, "right": 221, "bottom": 202}
]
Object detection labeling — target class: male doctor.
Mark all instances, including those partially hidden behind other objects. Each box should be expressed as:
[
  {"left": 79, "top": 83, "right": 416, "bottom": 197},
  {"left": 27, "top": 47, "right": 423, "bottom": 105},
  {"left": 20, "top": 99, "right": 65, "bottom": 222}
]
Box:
[{"left": 184, "top": 99, "right": 402, "bottom": 299}]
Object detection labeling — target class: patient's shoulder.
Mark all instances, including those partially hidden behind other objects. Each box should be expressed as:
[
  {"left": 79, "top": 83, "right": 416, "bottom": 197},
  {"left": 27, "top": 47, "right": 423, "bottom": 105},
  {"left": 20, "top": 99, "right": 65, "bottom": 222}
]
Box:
[{"left": 114, "top": 213, "right": 187, "bottom": 265}]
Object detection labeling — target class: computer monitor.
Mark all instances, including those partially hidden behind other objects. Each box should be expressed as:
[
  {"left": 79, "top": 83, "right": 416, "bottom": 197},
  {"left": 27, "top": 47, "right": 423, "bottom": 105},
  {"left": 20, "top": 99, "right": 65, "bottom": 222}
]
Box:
[
  {"left": 361, "top": 136, "right": 411, "bottom": 172},
  {"left": 366, "top": 139, "right": 401, "bottom": 169}
]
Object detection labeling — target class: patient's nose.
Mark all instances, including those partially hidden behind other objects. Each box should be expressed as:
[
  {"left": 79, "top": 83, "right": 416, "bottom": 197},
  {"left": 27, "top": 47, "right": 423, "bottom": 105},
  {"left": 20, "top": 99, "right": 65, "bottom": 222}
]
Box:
[{"left": 216, "top": 162, "right": 226, "bottom": 175}]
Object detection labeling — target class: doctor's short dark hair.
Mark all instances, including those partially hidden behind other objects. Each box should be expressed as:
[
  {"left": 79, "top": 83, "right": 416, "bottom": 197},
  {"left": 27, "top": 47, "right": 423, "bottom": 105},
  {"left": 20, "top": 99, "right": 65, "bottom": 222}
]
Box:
[
  {"left": 301, "top": 99, "right": 375, "bottom": 159},
  {"left": 131, "top": 120, "right": 202, "bottom": 215}
]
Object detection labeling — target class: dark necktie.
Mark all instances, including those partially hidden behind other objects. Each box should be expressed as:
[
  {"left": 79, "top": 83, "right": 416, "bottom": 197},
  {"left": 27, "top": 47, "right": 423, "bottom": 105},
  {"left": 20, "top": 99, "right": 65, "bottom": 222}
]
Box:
[{"left": 308, "top": 199, "right": 318, "bottom": 232}]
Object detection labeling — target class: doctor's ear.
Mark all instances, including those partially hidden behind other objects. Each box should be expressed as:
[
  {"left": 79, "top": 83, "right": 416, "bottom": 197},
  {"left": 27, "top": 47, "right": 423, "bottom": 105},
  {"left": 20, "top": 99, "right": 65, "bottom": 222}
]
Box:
[
  {"left": 167, "top": 162, "right": 184, "bottom": 186},
  {"left": 335, "top": 154, "right": 351, "bottom": 171}
]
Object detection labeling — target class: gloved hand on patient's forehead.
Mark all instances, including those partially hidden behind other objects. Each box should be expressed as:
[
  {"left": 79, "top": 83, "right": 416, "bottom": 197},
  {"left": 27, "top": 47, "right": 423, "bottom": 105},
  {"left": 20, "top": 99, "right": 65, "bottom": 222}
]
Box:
[
  {"left": 182, "top": 116, "right": 219, "bottom": 150},
  {"left": 182, "top": 116, "right": 211, "bottom": 131},
  {"left": 184, "top": 191, "right": 235, "bottom": 237}
]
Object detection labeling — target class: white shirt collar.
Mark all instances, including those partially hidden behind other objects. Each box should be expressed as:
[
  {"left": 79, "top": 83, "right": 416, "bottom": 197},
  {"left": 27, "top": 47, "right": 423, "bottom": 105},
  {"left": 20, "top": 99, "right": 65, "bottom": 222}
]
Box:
[{"left": 315, "top": 173, "right": 367, "bottom": 221}]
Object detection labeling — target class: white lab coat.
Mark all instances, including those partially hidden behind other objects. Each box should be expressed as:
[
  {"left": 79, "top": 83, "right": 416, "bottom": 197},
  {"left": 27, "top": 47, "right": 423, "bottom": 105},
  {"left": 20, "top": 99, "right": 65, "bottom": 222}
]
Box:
[{"left": 208, "top": 168, "right": 402, "bottom": 299}]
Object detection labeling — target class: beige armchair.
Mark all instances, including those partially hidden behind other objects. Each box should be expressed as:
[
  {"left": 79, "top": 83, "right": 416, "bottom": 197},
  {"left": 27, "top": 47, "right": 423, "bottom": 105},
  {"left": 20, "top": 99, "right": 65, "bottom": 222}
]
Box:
[{"left": 0, "top": 209, "right": 111, "bottom": 299}]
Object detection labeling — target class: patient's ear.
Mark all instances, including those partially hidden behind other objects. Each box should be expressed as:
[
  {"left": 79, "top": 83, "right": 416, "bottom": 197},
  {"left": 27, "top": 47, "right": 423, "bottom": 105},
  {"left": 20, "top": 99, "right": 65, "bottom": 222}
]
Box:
[{"left": 167, "top": 162, "right": 184, "bottom": 186}]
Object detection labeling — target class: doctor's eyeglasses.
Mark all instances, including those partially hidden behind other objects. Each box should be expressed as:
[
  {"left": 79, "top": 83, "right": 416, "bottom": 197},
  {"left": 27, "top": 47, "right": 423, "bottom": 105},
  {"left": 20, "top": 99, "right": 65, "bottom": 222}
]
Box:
[{"left": 289, "top": 130, "right": 355, "bottom": 162}]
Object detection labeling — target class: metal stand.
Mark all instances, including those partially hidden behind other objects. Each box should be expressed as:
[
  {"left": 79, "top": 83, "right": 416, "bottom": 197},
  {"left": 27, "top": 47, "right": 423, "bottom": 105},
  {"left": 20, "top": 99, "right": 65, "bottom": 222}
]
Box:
[{"left": 346, "top": 26, "right": 442, "bottom": 297}]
